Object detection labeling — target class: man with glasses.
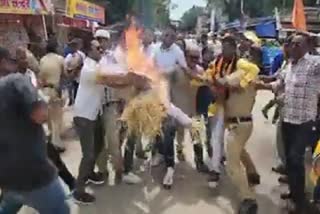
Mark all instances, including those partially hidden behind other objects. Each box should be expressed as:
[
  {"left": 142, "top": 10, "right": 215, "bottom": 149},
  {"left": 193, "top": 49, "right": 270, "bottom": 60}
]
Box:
[
  {"left": 72, "top": 40, "right": 106, "bottom": 204},
  {"left": 256, "top": 34, "right": 320, "bottom": 213}
]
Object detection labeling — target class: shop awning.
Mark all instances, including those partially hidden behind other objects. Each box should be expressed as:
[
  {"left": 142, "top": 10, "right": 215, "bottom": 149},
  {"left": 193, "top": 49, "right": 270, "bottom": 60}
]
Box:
[
  {"left": 56, "top": 15, "right": 92, "bottom": 31},
  {"left": 0, "top": 0, "right": 53, "bottom": 15},
  {"left": 65, "top": 0, "right": 105, "bottom": 24}
]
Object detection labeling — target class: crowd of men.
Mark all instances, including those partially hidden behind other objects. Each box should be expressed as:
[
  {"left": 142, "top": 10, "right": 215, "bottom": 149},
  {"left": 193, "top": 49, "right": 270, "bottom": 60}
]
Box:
[{"left": 0, "top": 22, "right": 320, "bottom": 214}]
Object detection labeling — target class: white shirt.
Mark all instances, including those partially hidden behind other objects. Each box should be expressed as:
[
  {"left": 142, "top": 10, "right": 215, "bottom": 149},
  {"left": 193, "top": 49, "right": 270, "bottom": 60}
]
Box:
[
  {"left": 152, "top": 43, "right": 187, "bottom": 74},
  {"left": 74, "top": 57, "right": 105, "bottom": 120}
]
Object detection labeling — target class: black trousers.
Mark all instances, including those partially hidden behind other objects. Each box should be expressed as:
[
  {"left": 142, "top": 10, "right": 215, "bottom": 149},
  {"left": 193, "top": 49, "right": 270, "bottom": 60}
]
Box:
[
  {"left": 47, "top": 142, "right": 75, "bottom": 191},
  {"left": 282, "top": 121, "right": 317, "bottom": 209},
  {"left": 158, "top": 117, "right": 177, "bottom": 168},
  {"left": 74, "top": 115, "right": 104, "bottom": 192},
  {"left": 124, "top": 134, "right": 136, "bottom": 174}
]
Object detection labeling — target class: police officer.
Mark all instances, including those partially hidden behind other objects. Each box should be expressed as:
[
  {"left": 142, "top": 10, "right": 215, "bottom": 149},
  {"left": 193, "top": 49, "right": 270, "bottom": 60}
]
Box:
[{"left": 214, "top": 45, "right": 261, "bottom": 214}]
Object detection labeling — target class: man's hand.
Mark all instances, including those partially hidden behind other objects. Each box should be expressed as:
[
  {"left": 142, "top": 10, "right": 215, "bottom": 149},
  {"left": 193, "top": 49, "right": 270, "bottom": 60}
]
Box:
[
  {"left": 252, "top": 80, "right": 272, "bottom": 90},
  {"left": 259, "top": 75, "right": 277, "bottom": 83},
  {"left": 30, "top": 103, "right": 48, "bottom": 124},
  {"left": 127, "top": 72, "right": 152, "bottom": 90}
]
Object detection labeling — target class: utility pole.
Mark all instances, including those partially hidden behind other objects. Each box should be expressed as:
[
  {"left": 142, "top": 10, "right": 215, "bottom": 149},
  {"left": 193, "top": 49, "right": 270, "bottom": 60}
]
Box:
[{"left": 240, "top": 0, "right": 244, "bottom": 15}]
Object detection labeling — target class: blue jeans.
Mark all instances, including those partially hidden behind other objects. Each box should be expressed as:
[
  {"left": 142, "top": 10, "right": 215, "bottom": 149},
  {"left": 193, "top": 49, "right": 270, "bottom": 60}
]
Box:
[{"left": 0, "top": 177, "right": 70, "bottom": 214}]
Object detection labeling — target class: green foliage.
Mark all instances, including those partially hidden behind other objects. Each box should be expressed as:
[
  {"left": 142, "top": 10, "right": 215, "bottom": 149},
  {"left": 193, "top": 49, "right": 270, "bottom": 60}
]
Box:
[
  {"left": 98, "top": 0, "right": 136, "bottom": 24},
  {"left": 180, "top": 6, "right": 205, "bottom": 31},
  {"left": 153, "top": 0, "right": 171, "bottom": 28}
]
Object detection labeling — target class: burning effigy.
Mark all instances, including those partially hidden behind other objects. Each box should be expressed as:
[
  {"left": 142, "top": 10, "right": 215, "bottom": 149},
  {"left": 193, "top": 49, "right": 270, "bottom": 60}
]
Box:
[
  {"left": 119, "top": 23, "right": 171, "bottom": 139},
  {"left": 117, "top": 22, "right": 206, "bottom": 145}
]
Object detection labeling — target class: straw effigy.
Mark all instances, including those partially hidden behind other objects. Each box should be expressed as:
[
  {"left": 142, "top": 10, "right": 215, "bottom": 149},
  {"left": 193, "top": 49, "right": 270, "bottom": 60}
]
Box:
[
  {"left": 120, "top": 77, "right": 170, "bottom": 139},
  {"left": 120, "top": 89, "right": 166, "bottom": 138}
]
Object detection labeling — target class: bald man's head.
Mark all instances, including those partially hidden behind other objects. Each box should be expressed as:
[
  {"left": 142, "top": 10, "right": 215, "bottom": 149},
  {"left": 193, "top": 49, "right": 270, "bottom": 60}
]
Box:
[
  {"left": 16, "top": 47, "right": 28, "bottom": 73},
  {"left": 290, "top": 34, "right": 309, "bottom": 61}
]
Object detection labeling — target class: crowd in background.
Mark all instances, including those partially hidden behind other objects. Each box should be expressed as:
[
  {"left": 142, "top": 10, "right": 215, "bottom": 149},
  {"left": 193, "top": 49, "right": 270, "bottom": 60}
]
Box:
[{"left": 1, "top": 21, "right": 320, "bottom": 214}]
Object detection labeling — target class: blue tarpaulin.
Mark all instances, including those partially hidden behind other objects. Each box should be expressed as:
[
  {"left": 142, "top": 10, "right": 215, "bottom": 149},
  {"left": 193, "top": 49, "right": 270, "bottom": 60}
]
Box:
[{"left": 255, "top": 22, "right": 277, "bottom": 38}]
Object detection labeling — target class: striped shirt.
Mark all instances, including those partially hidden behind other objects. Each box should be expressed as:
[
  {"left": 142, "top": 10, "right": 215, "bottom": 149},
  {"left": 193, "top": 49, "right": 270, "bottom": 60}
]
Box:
[{"left": 272, "top": 54, "right": 320, "bottom": 124}]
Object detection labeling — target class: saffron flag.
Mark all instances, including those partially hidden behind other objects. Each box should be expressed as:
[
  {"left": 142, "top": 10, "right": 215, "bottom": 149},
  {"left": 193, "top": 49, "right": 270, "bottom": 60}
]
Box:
[{"left": 292, "top": 0, "right": 307, "bottom": 31}]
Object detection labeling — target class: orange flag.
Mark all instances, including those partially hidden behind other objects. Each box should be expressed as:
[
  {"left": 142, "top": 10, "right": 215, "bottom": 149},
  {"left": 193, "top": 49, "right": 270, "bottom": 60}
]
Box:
[{"left": 292, "top": 0, "right": 307, "bottom": 31}]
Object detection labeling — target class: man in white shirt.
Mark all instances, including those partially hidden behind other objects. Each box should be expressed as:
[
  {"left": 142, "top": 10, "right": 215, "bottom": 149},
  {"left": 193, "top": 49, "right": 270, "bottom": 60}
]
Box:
[
  {"left": 73, "top": 39, "right": 150, "bottom": 204},
  {"left": 73, "top": 40, "right": 107, "bottom": 205},
  {"left": 153, "top": 27, "right": 188, "bottom": 76},
  {"left": 151, "top": 25, "right": 193, "bottom": 188}
]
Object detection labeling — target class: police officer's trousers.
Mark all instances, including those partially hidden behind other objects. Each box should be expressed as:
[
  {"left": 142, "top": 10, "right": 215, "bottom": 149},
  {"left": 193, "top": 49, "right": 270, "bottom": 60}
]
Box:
[
  {"left": 226, "top": 121, "right": 257, "bottom": 200},
  {"left": 97, "top": 103, "right": 123, "bottom": 174},
  {"left": 44, "top": 87, "right": 64, "bottom": 149}
]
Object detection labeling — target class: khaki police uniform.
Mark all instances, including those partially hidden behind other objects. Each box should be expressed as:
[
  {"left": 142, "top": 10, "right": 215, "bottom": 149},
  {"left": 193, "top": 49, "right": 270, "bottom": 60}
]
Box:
[
  {"left": 223, "top": 60, "right": 259, "bottom": 200},
  {"left": 96, "top": 49, "right": 135, "bottom": 175},
  {"left": 39, "top": 53, "right": 65, "bottom": 148}
]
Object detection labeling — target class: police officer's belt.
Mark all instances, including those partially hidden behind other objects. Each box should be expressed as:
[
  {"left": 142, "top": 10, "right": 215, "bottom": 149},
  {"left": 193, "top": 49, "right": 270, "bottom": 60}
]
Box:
[
  {"left": 105, "top": 100, "right": 122, "bottom": 107},
  {"left": 227, "top": 116, "right": 252, "bottom": 124}
]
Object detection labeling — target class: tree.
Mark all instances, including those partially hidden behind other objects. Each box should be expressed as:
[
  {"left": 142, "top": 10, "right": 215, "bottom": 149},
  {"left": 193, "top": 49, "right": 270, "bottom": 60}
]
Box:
[
  {"left": 131, "top": 0, "right": 170, "bottom": 28},
  {"left": 153, "top": 0, "right": 171, "bottom": 28},
  {"left": 98, "top": 0, "right": 135, "bottom": 24},
  {"left": 180, "top": 6, "right": 205, "bottom": 31}
]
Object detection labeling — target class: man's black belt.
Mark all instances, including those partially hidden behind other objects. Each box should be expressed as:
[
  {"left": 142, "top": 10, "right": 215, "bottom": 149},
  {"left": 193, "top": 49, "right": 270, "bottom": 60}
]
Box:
[{"left": 227, "top": 116, "right": 252, "bottom": 124}]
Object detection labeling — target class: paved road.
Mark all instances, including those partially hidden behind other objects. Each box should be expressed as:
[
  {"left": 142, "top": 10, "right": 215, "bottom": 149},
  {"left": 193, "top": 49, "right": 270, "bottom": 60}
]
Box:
[{"left": 20, "top": 91, "right": 288, "bottom": 214}]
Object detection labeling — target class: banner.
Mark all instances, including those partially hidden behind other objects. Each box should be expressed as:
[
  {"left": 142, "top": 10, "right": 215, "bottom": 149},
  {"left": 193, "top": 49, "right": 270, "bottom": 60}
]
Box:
[
  {"left": 0, "top": 0, "right": 50, "bottom": 14},
  {"left": 66, "top": 0, "right": 104, "bottom": 24}
]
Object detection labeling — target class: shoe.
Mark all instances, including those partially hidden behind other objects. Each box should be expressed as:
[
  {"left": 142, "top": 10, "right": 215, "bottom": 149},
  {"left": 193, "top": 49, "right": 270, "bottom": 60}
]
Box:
[
  {"left": 196, "top": 161, "right": 209, "bottom": 173},
  {"left": 272, "top": 165, "right": 287, "bottom": 175},
  {"left": 247, "top": 173, "right": 260, "bottom": 186},
  {"left": 278, "top": 176, "right": 289, "bottom": 184},
  {"left": 55, "top": 146, "right": 66, "bottom": 154},
  {"left": 280, "top": 192, "right": 292, "bottom": 200},
  {"left": 86, "top": 172, "right": 105, "bottom": 185},
  {"left": 208, "top": 170, "right": 220, "bottom": 188},
  {"left": 123, "top": 172, "right": 142, "bottom": 184},
  {"left": 72, "top": 191, "right": 95, "bottom": 205},
  {"left": 239, "top": 199, "right": 258, "bottom": 214},
  {"left": 220, "top": 156, "right": 226, "bottom": 165},
  {"left": 151, "top": 153, "right": 164, "bottom": 167},
  {"left": 309, "top": 201, "right": 320, "bottom": 213},
  {"left": 163, "top": 167, "right": 174, "bottom": 190}
]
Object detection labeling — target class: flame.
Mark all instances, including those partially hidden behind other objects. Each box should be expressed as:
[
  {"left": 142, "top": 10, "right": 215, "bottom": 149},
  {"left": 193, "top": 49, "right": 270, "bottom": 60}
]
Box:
[
  {"left": 124, "top": 22, "right": 159, "bottom": 81},
  {"left": 124, "top": 21, "right": 169, "bottom": 104}
]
